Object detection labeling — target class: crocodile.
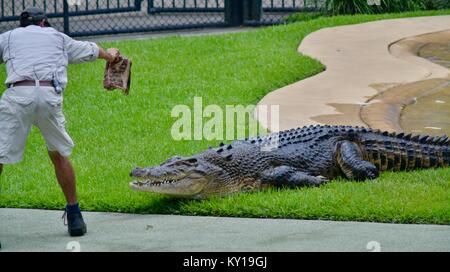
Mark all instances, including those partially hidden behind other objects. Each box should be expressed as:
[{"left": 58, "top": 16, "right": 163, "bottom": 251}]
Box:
[{"left": 129, "top": 125, "right": 450, "bottom": 199}]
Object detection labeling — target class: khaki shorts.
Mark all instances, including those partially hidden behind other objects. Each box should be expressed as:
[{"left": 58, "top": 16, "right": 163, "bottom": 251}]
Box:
[{"left": 0, "top": 86, "right": 74, "bottom": 164}]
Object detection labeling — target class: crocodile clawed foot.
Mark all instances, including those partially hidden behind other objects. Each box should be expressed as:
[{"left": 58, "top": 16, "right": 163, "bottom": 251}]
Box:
[
  {"left": 366, "top": 171, "right": 378, "bottom": 180},
  {"left": 316, "top": 175, "right": 329, "bottom": 182},
  {"left": 310, "top": 175, "right": 329, "bottom": 186},
  {"left": 354, "top": 161, "right": 379, "bottom": 181},
  {"left": 363, "top": 162, "right": 379, "bottom": 180}
]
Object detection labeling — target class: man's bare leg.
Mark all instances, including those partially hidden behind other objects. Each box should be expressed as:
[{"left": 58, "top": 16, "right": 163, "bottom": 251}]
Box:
[
  {"left": 48, "top": 151, "right": 86, "bottom": 236},
  {"left": 48, "top": 151, "right": 77, "bottom": 205}
]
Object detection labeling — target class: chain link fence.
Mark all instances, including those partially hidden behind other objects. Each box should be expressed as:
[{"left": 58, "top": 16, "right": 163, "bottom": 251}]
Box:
[
  {"left": 252, "top": 0, "right": 325, "bottom": 25},
  {"left": 0, "top": 0, "right": 324, "bottom": 37}
]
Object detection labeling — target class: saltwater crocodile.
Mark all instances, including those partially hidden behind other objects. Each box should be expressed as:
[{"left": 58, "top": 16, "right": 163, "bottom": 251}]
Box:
[{"left": 130, "top": 125, "right": 450, "bottom": 199}]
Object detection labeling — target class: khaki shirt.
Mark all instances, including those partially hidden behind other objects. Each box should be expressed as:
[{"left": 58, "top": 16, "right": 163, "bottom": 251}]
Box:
[{"left": 0, "top": 25, "right": 99, "bottom": 88}]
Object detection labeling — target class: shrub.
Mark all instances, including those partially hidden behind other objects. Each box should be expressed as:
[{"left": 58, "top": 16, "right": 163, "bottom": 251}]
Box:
[{"left": 324, "top": 0, "right": 449, "bottom": 15}]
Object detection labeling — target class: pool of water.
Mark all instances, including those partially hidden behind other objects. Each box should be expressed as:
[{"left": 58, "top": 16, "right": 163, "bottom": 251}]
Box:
[
  {"left": 419, "top": 42, "right": 450, "bottom": 69},
  {"left": 400, "top": 41, "right": 450, "bottom": 136},
  {"left": 401, "top": 81, "right": 450, "bottom": 136}
]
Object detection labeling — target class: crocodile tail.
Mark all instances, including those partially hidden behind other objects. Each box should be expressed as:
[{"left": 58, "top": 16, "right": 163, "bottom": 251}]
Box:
[{"left": 363, "top": 133, "right": 450, "bottom": 171}]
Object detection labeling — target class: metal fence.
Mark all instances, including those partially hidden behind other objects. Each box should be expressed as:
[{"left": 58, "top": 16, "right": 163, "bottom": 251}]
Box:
[
  {"left": 0, "top": 0, "right": 324, "bottom": 37},
  {"left": 251, "top": 0, "right": 325, "bottom": 25}
]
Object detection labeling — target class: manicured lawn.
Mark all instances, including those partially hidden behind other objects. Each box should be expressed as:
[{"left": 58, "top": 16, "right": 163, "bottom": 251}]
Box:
[{"left": 0, "top": 10, "right": 449, "bottom": 224}]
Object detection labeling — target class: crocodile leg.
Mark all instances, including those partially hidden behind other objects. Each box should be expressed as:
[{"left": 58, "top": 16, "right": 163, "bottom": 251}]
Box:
[
  {"left": 336, "top": 141, "right": 379, "bottom": 181},
  {"left": 260, "top": 166, "right": 328, "bottom": 187}
]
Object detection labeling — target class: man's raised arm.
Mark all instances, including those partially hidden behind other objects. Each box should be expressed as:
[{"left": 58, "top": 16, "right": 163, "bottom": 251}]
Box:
[{"left": 63, "top": 33, "right": 119, "bottom": 64}]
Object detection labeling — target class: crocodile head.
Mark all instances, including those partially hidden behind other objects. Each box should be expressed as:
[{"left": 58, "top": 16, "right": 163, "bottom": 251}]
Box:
[{"left": 129, "top": 155, "right": 226, "bottom": 199}]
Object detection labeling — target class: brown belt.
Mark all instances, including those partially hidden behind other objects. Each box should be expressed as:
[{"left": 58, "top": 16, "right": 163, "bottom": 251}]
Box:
[{"left": 10, "top": 80, "right": 53, "bottom": 87}]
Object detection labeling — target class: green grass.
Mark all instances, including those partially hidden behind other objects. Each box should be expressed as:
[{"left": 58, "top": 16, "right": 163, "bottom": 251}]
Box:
[
  {"left": 1, "top": 10, "right": 449, "bottom": 224},
  {"left": 286, "top": 11, "right": 326, "bottom": 23}
]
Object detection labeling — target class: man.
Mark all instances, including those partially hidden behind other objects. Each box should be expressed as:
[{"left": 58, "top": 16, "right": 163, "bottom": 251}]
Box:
[{"left": 0, "top": 7, "right": 120, "bottom": 237}]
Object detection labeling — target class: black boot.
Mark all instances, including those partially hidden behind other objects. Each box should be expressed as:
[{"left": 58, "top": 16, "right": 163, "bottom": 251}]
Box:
[
  {"left": 62, "top": 204, "right": 87, "bottom": 237},
  {"left": 66, "top": 212, "right": 87, "bottom": 237}
]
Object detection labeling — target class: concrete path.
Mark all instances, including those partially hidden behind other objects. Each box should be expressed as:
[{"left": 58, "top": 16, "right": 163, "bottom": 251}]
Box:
[
  {"left": 1, "top": 208, "right": 449, "bottom": 252},
  {"left": 257, "top": 15, "right": 450, "bottom": 131}
]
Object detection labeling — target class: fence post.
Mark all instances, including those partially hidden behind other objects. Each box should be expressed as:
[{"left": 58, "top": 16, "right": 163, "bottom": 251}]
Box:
[
  {"left": 224, "top": 0, "right": 243, "bottom": 26},
  {"left": 147, "top": 0, "right": 155, "bottom": 14},
  {"left": 244, "top": 0, "right": 262, "bottom": 23},
  {"left": 63, "top": 0, "right": 70, "bottom": 35},
  {"left": 135, "top": 0, "right": 142, "bottom": 10}
]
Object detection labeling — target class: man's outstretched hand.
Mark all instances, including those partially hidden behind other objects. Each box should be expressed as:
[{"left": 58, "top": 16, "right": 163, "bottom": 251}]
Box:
[
  {"left": 99, "top": 47, "right": 120, "bottom": 63},
  {"left": 107, "top": 48, "right": 120, "bottom": 62}
]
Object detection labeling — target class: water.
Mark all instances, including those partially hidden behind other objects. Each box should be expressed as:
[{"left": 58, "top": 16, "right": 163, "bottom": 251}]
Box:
[
  {"left": 419, "top": 42, "right": 450, "bottom": 69},
  {"left": 400, "top": 42, "right": 450, "bottom": 136}
]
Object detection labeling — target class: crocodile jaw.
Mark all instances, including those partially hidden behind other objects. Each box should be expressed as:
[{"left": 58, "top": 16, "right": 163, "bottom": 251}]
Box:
[{"left": 129, "top": 177, "right": 208, "bottom": 198}]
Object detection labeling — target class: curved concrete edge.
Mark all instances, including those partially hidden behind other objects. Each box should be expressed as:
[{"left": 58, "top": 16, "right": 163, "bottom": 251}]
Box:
[
  {"left": 256, "top": 15, "right": 450, "bottom": 132},
  {"left": 388, "top": 30, "right": 450, "bottom": 79}
]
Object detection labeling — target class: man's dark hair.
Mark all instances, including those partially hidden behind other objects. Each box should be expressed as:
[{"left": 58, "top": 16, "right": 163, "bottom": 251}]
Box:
[{"left": 19, "top": 7, "right": 51, "bottom": 27}]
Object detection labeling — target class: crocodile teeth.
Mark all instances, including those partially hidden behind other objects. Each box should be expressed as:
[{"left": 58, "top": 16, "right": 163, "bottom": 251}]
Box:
[{"left": 148, "top": 178, "right": 180, "bottom": 186}]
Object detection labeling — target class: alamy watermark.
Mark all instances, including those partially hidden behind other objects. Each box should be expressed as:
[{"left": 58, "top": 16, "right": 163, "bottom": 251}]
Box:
[
  {"left": 171, "top": 97, "right": 280, "bottom": 150},
  {"left": 66, "top": 241, "right": 81, "bottom": 252},
  {"left": 366, "top": 241, "right": 382, "bottom": 252}
]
